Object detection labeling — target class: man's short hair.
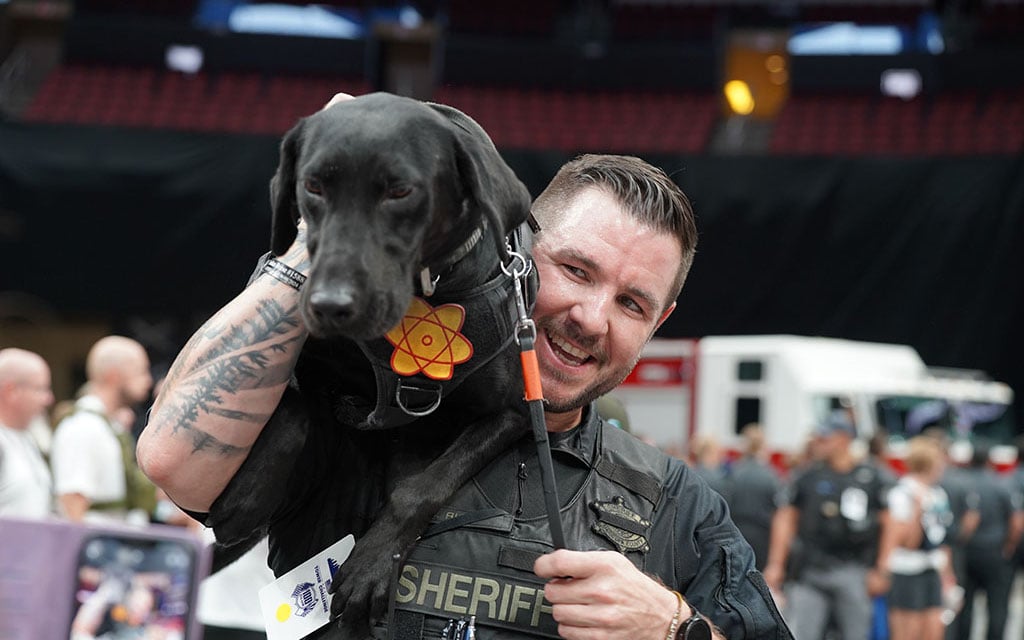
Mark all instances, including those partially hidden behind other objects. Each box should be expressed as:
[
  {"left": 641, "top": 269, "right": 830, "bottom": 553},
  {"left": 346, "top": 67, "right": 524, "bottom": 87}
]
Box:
[{"left": 531, "top": 154, "right": 698, "bottom": 307}]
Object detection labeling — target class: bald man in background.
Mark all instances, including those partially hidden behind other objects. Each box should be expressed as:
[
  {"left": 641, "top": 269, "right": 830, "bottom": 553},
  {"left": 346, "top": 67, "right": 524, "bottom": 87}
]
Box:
[
  {"left": 0, "top": 348, "right": 55, "bottom": 518},
  {"left": 50, "top": 336, "right": 154, "bottom": 524}
]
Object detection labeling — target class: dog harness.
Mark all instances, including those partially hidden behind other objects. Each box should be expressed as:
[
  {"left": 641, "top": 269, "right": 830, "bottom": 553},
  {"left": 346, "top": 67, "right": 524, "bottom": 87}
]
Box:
[{"left": 348, "top": 218, "right": 538, "bottom": 431}]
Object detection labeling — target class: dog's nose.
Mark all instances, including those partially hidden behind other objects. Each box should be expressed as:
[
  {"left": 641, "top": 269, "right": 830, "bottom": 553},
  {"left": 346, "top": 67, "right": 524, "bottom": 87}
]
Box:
[{"left": 309, "top": 289, "right": 358, "bottom": 324}]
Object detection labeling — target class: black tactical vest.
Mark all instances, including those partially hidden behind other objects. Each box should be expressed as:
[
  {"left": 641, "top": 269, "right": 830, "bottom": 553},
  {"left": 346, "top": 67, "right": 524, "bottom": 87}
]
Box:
[{"left": 372, "top": 419, "right": 668, "bottom": 640}]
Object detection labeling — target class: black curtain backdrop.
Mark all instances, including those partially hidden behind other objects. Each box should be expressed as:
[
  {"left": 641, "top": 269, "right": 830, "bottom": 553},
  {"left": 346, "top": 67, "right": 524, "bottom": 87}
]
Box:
[{"left": 2, "top": 123, "right": 1022, "bottom": 421}]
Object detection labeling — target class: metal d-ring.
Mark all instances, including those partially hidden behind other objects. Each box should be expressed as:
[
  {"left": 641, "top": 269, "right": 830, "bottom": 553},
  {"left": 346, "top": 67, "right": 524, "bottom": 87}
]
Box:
[{"left": 395, "top": 381, "right": 443, "bottom": 417}]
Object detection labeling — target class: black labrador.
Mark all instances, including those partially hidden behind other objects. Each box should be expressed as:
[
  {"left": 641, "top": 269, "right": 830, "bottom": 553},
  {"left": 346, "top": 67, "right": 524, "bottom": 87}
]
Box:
[{"left": 208, "top": 92, "right": 538, "bottom": 637}]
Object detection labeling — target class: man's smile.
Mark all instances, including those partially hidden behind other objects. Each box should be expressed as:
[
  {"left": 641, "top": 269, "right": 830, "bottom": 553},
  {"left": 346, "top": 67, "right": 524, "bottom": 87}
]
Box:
[{"left": 546, "top": 328, "right": 592, "bottom": 366}]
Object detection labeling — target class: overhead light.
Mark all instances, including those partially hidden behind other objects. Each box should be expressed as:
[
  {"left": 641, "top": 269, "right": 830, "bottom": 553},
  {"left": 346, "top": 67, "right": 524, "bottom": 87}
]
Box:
[
  {"left": 165, "top": 45, "right": 204, "bottom": 74},
  {"left": 880, "top": 68, "right": 922, "bottom": 100},
  {"left": 724, "top": 80, "right": 755, "bottom": 116}
]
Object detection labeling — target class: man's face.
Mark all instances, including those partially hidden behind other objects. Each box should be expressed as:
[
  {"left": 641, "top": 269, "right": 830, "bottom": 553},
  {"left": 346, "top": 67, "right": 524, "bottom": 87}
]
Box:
[
  {"left": 118, "top": 350, "right": 153, "bottom": 406},
  {"left": 12, "top": 367, "right": 54, "bottom": 427},
  {"left": 531, "top": 187, "right": 681, "bottom": 421}
]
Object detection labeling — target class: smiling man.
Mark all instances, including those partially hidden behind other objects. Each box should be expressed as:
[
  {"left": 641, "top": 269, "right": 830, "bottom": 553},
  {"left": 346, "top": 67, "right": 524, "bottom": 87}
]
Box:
[{"left": 140, "top": 152, "right": 790, "bottom": 640}]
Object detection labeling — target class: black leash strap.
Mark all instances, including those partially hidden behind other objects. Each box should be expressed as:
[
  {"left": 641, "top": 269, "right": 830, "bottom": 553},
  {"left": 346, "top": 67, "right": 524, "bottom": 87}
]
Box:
[{"left": 503, "top": 246, "right": 566, "bottom": 550}]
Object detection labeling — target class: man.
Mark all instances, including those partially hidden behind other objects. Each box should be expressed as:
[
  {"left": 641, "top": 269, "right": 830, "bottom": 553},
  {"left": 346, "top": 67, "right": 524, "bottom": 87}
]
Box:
[
  {"left": 139, "top": 152, "right": 791, "bottom": 639},
  {"left": 0, "top": 348, "right": 55, "bottom": 518},
  {"left": 957, "top": 444, "right": 1022, "bottom": 640},
  {"left": 50, "top": 335, "right": 155, "bottom": 524},
  {"left": 721, "top": 423, "right": 783, "bottom": 571},
  {"left": 764, "top": 409, "right": 890, "bottom": 640}
]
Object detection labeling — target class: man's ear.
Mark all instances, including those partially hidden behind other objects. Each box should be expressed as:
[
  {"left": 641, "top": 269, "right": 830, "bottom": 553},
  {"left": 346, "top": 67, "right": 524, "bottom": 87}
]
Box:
[{"left": 654, "top": 302, "right": 676, "bottom": 334}]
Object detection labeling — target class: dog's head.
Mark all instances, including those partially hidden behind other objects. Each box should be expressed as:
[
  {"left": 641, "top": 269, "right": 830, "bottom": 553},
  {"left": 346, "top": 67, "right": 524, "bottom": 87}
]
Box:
[{"left": 269, "top": 92, "right": 532, "bottom": 340}]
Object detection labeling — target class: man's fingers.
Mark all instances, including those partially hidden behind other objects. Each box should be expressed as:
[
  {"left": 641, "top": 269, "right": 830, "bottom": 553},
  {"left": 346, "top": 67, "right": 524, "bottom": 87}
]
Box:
[
  {"left": 550, "top": 602, "right": 616, "bottom": 629},
  {"left": 322, "top": 92, "right": 355, "bottom": 110},
  {"left": 533, "top": 549, "right": 573, "bottom": 579},
  {"left": 534, "top": 548, "right": 618, "bottom": 580}
]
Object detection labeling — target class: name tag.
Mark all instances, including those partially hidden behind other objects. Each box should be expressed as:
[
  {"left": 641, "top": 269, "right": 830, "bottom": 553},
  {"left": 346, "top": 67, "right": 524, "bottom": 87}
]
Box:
[{"left": 259, "top": 535, "right": 355, "bottom": 640}]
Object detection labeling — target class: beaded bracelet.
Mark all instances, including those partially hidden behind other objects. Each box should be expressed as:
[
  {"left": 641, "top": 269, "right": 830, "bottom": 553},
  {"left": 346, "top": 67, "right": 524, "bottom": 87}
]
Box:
[{"left": 666, "top": 590, "right": 686, "bottom": 640}]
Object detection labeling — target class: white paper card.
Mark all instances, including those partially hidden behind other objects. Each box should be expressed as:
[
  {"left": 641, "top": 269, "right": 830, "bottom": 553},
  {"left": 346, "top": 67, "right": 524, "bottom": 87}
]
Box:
[{"left": 259, "top": 534, "right": 355, "bottom": 640}]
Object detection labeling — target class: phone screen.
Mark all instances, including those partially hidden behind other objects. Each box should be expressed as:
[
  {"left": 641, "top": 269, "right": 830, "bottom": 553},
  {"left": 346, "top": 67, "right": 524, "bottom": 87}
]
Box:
[{"left": 68, "top": 534, "right": 197, "bottom": 640}]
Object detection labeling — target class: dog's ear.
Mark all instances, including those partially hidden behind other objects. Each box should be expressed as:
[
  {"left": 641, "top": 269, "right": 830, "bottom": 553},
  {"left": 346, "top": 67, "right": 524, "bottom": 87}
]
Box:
[
  {"left": 428, "top": 103, "right": 532, "bottom": 252},
  {"left": 269, "top": 119, "right": 305, "bottom": 256}
]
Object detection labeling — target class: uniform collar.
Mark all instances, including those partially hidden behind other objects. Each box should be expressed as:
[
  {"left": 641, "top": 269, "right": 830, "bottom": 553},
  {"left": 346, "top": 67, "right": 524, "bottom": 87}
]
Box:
[{"left": 547, "top": 403, "right": 602, "bottom": 469}]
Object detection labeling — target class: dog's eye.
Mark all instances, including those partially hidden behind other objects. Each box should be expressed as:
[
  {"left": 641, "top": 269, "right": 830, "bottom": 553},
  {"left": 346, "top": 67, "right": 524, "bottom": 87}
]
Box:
[
  {"left": 304, "top": 178, "right": 323, "bottom": 196},
  {"left": 386, "top": 185, "right": 412, "bottom": 200}
]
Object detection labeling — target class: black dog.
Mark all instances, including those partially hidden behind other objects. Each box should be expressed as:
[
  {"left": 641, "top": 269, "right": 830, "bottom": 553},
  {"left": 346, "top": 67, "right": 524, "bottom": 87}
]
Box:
[{"left": 209, "top": 93, "right": 538, "bottom": 638}]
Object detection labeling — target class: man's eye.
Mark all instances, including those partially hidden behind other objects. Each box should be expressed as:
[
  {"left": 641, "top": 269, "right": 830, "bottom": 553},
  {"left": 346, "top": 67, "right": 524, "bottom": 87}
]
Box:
[
  {"left": 565, "top": 265, "right": 586, "bottom": 279},
  {"left": 304, "top": 178, "right": 323, "bottom": 195},
  {"left": 620, "top": 296, "right": 644, "bottom": 315}
]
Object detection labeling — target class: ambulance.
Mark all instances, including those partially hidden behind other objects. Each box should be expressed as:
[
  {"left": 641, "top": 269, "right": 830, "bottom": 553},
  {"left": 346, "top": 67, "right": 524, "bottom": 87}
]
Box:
[{"left": 613, "top": 335, "right": 1017, "bottom": 473}]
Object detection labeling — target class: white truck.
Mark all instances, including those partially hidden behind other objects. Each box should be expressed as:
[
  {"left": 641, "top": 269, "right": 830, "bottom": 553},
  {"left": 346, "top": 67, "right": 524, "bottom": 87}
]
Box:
[{"left": 613, "top": 335, "right": 1017, "bottom": 472}]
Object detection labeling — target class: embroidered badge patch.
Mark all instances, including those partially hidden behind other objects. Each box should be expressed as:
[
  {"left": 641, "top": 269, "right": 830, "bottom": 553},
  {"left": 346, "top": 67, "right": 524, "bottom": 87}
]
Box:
[
  {"left": 590, "top": 496, "right": 651, "bottom": 554},
  {"left": 385, "top": 297, "right": 474, "bottom": 380}
]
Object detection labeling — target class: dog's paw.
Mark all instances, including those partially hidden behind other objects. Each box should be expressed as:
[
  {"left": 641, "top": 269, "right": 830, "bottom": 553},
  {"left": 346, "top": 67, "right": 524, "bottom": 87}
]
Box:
[{"left": 327, "top": 537, "right": 398, "bottom": 637}]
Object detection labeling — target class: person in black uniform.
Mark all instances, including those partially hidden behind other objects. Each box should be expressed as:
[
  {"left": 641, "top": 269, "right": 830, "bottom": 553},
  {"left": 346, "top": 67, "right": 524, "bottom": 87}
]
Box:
[
  {"left": 140, "top": 132, "right": 791, "bottom": 638},
  {"left": 721, "top": 423, "right": 783, "bottom": 571},
  {"left": 958, "top": 444, "right": 1022, "bottom": 640},
  {"left": 764, "top": 409, "right": 890, "bottom": 640}
]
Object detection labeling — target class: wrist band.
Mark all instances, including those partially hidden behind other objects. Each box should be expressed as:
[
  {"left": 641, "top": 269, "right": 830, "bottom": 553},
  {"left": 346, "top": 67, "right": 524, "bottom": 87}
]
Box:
[
  {"left": 666, "top": 590, "right": 686, "bottom": 640},
  {"left": 262, "top": 256, "right": 307, "bottom": 291}
]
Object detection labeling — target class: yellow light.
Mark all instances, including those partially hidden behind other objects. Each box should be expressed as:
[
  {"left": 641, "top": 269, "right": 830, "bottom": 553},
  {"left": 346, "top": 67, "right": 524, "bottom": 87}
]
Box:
[
  {"left": 765, "top": 54, "right": 786, "bottom": 73},
  {"left": 724, "top": 80, "right": 755, "bottom": 115}
]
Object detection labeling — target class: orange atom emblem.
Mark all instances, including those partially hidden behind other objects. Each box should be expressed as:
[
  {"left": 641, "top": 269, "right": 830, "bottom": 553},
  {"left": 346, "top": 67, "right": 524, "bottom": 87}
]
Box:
[{"left": 385, "top": 297, "right": 474, "bottom": 380}]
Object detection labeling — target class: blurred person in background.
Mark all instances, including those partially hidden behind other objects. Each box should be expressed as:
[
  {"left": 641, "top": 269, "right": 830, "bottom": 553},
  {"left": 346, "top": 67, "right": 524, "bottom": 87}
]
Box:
[
  {"left": 689, "top": 432, "right": 727, "bottom": 495},
  {"left": 0, "top": 347, "right": 55, "bottom": 518},
  {"left": 882, "top": 435, "right": 956, "bottom": 640},
  {"left": 921, "top": 429, "right": 978, "bottom": 640},
  {"left": 867, "top": 429, "right": 898, "bottom": 487},
  {"left": 764, "top": 409, "right": 891, "bottom": 640},
  {"left": 594, "top": 392, "right": 631, "bottom": 433},
  {"left": 50, "top": 335, "right": 156, "bottom": 525},
  {"left": 721, "top": 422, "right": 782, "bottom": 571},
  {"left": 957, "top": 443, "right": 1022, "bottom": 640}
]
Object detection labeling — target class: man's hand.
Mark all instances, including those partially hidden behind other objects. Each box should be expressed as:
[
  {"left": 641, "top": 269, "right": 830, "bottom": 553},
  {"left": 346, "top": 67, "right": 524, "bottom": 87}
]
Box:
[
  {"left": 323, "top": 92, "right": 355, "bottom": 110},
  {"left": 534, "top": 549, "right": 683, "bottom": 640}
]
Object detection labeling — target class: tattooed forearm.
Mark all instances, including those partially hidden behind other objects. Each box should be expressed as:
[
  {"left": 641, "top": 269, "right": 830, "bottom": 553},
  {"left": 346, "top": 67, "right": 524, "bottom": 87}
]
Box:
[
  {"left": 158, "top": 298, "right": 306, "bottom": 455},
  {"left": 197, "top": 300, "right": 301, "bottom": 367}
]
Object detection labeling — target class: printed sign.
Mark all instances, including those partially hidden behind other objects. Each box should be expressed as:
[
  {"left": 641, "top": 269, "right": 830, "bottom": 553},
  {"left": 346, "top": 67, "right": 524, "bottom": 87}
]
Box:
[{"left": 258, "top": 534, "right": 355, "bottom": 640}]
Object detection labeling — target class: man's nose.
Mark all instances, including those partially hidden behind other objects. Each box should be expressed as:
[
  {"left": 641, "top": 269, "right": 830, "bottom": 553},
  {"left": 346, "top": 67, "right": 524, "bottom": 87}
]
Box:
[{"left": 567, "top": 292, "right": 611, "bottom": 337}]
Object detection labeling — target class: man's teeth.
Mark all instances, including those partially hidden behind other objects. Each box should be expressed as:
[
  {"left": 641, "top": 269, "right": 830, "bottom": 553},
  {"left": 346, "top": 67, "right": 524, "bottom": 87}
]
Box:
[{"left": 549, "top": 332, "right": 589, "bottom": 363}]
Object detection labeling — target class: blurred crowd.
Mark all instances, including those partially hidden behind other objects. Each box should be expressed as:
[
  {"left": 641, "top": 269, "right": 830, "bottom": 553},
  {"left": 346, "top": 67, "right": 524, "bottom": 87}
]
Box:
[
  {"left": 0, "top": 341, "right": 272, "bottom": 640},
  {"left": 5, "top": 340, "right": 1024, "bottom": 640},
  {"left": 677, "top": 408, "right": 1024, "bottom": 640}
]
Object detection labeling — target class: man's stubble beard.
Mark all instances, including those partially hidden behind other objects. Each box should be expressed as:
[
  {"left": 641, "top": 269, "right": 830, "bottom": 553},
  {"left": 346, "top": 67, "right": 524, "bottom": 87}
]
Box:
[{"left": 541, "top": 356, "right": 639, "bottom": 415}]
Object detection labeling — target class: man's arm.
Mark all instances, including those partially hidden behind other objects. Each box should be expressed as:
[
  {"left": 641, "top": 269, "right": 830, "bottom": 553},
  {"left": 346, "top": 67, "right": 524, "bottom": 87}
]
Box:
[
  {"left": 137, "top": 234, "right": 310, "bottom": 513},
  {"left": 763, "top": 505, "right": 799, "bottom": 592},
  {"left": 58, "top": 492, "right": 90, "bottom": 522}
]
